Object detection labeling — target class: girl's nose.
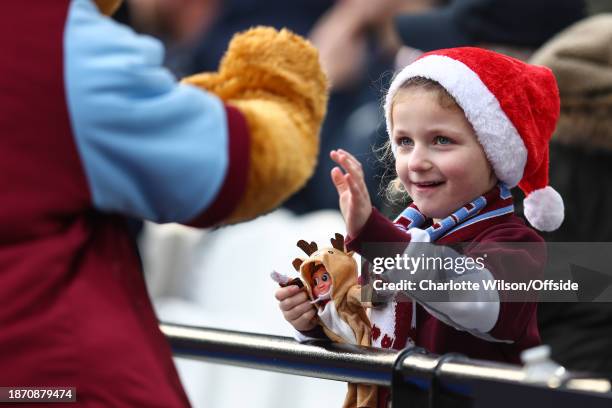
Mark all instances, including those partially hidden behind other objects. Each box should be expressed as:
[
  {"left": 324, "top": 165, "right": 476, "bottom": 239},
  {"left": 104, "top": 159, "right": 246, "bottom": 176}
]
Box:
[{"left": 408, "top": 144, "right": 433, "bottom": 172}]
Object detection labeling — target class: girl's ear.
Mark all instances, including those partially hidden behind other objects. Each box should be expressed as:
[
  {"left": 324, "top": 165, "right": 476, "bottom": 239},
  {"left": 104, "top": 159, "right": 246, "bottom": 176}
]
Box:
[{"left": 292, "top": 258, "right": 303, "bottom": 271}]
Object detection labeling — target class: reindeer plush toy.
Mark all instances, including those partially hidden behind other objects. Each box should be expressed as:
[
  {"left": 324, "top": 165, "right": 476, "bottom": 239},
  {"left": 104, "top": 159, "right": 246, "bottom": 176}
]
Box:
[{"left": 292, "top": 234, "right": 376, "bottom": 408}]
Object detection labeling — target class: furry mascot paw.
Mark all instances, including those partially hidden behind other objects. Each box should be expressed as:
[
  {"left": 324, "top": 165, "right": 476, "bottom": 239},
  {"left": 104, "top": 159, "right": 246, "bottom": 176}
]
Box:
[{"left": 182, "top": 27, "right": 329, "bottom": 224}]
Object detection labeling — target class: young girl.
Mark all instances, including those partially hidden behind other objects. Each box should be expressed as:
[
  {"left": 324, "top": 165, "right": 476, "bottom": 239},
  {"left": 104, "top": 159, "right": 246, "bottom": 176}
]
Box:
[{"left": 276, "top": 47, "right": 564, "bottom": 406}]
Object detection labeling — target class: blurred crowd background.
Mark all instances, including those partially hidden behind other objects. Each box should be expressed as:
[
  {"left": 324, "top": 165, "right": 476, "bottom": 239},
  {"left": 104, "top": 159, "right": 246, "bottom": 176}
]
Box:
[{"left": 110, "top": 0, "right": 612, "bottom": 406}]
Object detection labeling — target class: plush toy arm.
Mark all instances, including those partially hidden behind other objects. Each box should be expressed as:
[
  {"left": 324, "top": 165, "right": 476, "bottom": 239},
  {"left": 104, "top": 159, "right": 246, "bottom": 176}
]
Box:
[{"left": 183, "top": 27, "right": 329, "bottom": 224}]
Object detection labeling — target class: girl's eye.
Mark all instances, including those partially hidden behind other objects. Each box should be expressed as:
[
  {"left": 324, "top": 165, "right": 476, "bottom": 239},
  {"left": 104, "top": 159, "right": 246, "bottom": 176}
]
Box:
[
  {"left": 434, "top": 135, "right": 452, "bottom": 145},
  {"left": 396, "top": 137, "right": 413, "bottom": 147},
  {"left": 322, "top": 273, "right": 329, "bottom": 282},
  {"left": 313, "top": 278, "right": 319, "bottom": 286}
]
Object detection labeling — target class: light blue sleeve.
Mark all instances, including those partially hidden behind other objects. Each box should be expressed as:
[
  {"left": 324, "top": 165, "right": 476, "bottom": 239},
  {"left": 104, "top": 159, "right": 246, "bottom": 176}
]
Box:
[{"left": 64, "top": 0, "right": 228, "bottom": 223}]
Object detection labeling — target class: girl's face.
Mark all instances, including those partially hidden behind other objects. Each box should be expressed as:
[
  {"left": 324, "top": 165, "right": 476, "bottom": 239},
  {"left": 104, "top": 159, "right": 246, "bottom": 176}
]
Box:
[{"left": 391, "top": 88, "right": 497, "bottom": 220}]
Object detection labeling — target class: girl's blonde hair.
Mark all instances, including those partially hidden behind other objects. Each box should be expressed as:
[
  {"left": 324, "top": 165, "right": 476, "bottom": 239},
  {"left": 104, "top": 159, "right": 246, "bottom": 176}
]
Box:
[{"left": 379, "top": 76, "right": 464, "bottom": 205}]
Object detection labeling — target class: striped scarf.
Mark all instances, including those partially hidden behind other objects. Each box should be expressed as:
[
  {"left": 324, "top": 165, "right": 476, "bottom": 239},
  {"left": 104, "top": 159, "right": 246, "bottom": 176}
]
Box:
[{"left": 393, "top": 183, "right": 514, "bottom": 242}]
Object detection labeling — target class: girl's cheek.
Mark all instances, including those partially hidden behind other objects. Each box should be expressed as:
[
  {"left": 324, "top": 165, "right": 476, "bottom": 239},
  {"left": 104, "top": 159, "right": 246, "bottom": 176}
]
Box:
[{"left": 395, "top": 158, "right": 409, "bottom": 177}]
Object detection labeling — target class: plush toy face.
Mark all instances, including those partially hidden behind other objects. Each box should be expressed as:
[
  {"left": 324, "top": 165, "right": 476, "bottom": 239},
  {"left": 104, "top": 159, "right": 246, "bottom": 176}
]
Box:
[
  {"left": 294, "top": 234, "right": 357, "bottom": 303},
  {"left": 311, "top": 265, "right": 332, "bottom": 298}
]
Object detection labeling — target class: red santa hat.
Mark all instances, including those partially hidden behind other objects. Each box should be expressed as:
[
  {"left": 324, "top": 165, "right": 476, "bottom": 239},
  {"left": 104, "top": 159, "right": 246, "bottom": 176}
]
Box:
[{"left": 384, "top": 47, "right": 564, "bottom": 232}]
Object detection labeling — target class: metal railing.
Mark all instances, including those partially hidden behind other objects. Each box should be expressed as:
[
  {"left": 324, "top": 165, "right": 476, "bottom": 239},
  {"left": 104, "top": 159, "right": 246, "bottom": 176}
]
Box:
[{"left": 161, "top": 322, "right": 612, "bottom": 407}]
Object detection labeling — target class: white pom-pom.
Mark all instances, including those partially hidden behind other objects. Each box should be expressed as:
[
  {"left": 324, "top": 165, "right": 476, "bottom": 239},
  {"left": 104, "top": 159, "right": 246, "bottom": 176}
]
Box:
[{"left": 523, "top": 186, "right": 564, "bottom": 231}]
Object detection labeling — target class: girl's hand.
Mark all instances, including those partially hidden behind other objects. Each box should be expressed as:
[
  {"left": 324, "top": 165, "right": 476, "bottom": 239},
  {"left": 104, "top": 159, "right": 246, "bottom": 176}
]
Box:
[
  {"left": 330, "top": 149, "right": 372, "bottom": 238},
  {"left": 275, "top": 285, "right": 318, "bottom": 331}
]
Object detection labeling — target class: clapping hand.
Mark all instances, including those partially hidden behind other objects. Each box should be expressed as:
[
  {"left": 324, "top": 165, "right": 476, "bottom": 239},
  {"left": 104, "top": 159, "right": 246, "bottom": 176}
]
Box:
[{"left": 330, "top": 149, "right": 373, "bottom": 238}]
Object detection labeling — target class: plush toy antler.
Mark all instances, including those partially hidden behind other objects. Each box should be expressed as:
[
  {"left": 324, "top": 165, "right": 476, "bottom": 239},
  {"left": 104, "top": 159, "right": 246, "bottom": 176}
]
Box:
[
  {"left": 296, "top": 239, "right": 318, "bottom": 256},
  {"left": 330, "top": 233, "right": 345, "bottom": 252},
  {"left": 292, "top": 258, "right": 304, "bottom": 272}
]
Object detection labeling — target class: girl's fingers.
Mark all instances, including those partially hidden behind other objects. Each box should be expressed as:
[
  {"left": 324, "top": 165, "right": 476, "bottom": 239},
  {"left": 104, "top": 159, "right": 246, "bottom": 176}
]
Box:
[
  {"left": 278, "top": 290, "right": 309, "bottom": 311},
  {"left": 331, "top": 166, "right": 348, "bottom": 193},
  {"left": 330, "top": 150, "right": 357, "bottom": 178},
  {"left": 292, "top": 308, "right": 316, "bottom": 327},
  {"left": 332, "top": 150, "right": 369, "bottom": 198},
  {"left": 330, "top": 150, "right": 344, "bottom": 168},
  {"left": 337, "top": 149, "right": 364, "bottom": 179},
  {"left": 274, "top": 284, "right": 301, "bottom": 301},
  {"left": 345, "top": 172, "right": 367, "bottom": 200},
  {"left": 285, "top": 300, "right": 316, "bottom": 322},
  {"left": 344, "top": 173, "right": 360, "bottom": 198},
  {"left": 337, "top": 149, "right": 360, "bottom": 166}
]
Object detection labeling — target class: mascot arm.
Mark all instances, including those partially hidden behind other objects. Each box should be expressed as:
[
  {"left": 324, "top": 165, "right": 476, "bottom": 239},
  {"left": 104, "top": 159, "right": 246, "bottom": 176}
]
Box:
[{"left": 69, "top": 1, "right": 327, "bottom": 226}]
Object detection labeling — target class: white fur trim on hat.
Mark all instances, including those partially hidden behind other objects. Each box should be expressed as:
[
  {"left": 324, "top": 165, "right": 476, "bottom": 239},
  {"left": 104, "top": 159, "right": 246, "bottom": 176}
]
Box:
[
  {"left": 523, "top": 186, "right": 564, "bottom": 231},
  {"left": 385, "top": 55, "right": 528, "bottom": 187}
]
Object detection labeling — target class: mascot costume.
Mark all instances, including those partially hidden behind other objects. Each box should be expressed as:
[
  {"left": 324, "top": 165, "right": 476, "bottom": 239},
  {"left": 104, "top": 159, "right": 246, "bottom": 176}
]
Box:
[{"left": 0, "top": 0, "right": 328, "bottom": 405}]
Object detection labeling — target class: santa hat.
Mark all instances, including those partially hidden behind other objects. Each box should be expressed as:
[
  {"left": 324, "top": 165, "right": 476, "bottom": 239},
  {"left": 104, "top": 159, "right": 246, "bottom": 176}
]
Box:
[{"left": 384, "top": 47, "right": 564, "bottom": 232}]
